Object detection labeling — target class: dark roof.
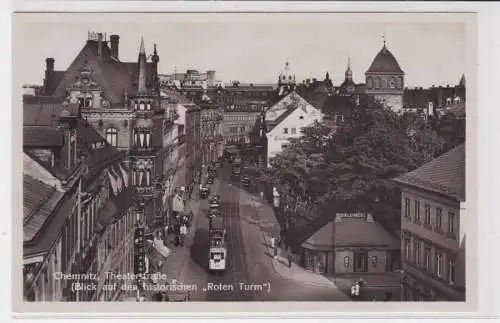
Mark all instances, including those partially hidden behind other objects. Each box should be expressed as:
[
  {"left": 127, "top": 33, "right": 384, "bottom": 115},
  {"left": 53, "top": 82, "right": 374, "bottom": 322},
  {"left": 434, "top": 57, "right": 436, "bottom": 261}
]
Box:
[
  {"left": 301, "top": 221, "right": 335, "bottom": 250},
  {"left": 24, "top": 191, "right": 76, "bottom": 257},
  {"left": 51, "top": 40, "right": 156, "bottom": 105},
  {"left": 393, "top": 144, "right": 465, "bottom": 201},
  {"left": 334, "top": 218, "right": 400, "bottom": 248},
  {"left": 300, "top": 216, "right": 399, "bottom": 250},
  {"left": 23, "top": 175, "right": 65, "bottom": 243},
  {"left": 303, "top": 92, "right": 330, "bottom": 111},
  {"left": 321, "top": 95, "right": 354, "bottom": 116},
  {"left": 44, "top": 71, "right": 65, "bottom": 96},
  {"left": 23, "top": 126, "right": 63, "bottom": 147},
  {"left": 366, "top": 45, "right": 404, "bottom": 74},
  {"left": 23, "top": 101, "right": 67, "bottom": 126}
]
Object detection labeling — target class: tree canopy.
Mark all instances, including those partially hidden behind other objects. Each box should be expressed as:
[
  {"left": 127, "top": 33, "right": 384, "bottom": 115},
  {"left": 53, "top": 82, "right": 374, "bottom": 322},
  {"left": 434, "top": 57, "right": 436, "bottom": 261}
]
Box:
[{"left": 258, "top": 96, "right": 464, "bottom": 238}]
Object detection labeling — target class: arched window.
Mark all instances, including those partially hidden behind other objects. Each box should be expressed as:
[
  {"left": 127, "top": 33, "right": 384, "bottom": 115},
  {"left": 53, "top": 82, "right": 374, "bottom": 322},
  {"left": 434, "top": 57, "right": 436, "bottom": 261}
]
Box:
[
  {"left": 367, "top": 77, "right": 373, "bottom": 89},
  {"left": 446, "top": 98, "right": 452, "bottom": 105},
  {"left": 105, "top": 128, "right": 118, "bottom": 147},
  {"left": 85, "top": 97, "right": 93, "bottom": 108},
  {"left": 374, "top": 77, "right": 381, "bottom": 89}
]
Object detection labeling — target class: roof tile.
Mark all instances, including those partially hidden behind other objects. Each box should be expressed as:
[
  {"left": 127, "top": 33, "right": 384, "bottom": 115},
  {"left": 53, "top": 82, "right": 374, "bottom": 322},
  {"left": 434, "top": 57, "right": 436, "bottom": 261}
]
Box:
[{"left": 393, "top": 144, "right": 465, "bottom": 201}]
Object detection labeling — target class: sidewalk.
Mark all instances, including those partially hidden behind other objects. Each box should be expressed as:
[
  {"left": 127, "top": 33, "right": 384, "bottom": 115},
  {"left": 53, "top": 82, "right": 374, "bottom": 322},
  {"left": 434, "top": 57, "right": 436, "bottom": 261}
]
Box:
[
  {"left": 160, "top": 178, "right": 221, "bottom": 283},
  {"left": 239, "top": 191, "right": 348, "bottom": 298},
  {"left": 331, "top": 274, "right": 401, "bottom": 302}
]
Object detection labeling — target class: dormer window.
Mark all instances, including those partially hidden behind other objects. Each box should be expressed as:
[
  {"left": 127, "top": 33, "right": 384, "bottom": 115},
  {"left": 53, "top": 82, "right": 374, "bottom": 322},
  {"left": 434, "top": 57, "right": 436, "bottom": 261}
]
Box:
[
  {"left": 446, "top": 98, "right": 452, "bottom": 105},
  {"left": 134, "top": 102, "right": 138, "bottom": 110},
  {"left": 146, "top": 103, "right": 151, "bottom": 110},
  {"left": 139, "top": 102, "right": 145, "bottom": 111}
]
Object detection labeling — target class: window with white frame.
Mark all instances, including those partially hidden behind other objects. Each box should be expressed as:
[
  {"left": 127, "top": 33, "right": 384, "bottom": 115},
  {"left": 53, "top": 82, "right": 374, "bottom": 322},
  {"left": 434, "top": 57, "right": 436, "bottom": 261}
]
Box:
[
  {"left": 424, "top": 246, "right": 431, "bottom": 270},
  {"left": 404, "top": 237, "right": 411, "bottom": 261},
  {"left": 414, "top": 200, "right": 421, "bottom": 223},
  {"left": 448, "top": 211, "right": 455, "bottom": 233},
  {"left": 448, "top": 257, "right": 456, "bottom": 285},
  {"left": 405, "top": 197, "right": 411, "bottom": 218},
  {"left": 414, "top": 240, "right": 421, "bottom": 266},
  {"left": 344, "top": 256, "right": 350, "bottom": 268},
  {"left": 283, "top": 127, "right": 288, "bottom": 134},
  {"left": 105, "top": 128, "right": 118, "bottom": 147},
  {"left": 436, "top": 207, "right": 443, "bottom": 231},
  {"left": 424, "top": 204, "right": 431, "bottom": 226},
  {"left": 291, "top": 127, "right": 296, "bottom": 134},
  {"left": 436, "top": 251, "right": 443, "bottom": 278}
]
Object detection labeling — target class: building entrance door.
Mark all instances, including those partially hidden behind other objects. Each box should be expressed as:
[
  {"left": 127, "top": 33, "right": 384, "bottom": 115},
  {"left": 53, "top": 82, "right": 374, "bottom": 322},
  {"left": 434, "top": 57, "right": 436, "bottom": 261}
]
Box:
[{"left": 353, "top": 251, "right": 368, "bottom": 272}]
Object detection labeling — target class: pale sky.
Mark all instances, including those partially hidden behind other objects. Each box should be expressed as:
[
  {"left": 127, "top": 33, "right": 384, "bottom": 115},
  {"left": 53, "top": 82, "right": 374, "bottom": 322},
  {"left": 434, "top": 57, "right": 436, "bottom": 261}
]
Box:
[{"left": 14, "top": 14, "right": 466, "bottom": 88}]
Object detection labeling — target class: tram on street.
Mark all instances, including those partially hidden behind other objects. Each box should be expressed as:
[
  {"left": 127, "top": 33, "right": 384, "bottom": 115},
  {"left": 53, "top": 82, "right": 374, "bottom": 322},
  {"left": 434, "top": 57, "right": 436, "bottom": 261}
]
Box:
[{"left": 208, "top": 216, "right": 227, "bottom": 272}]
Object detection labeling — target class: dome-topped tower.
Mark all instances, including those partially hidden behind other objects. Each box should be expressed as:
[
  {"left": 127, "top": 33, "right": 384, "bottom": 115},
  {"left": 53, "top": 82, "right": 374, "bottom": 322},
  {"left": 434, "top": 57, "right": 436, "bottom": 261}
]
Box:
[
  {"left": 339, "top": 57, "right": 356, "bottom": 96},
  {"left": 278, "top": 60, "right": 296, "bottom": 85},
  {"left": 365, "top": 35, "right": 405, "bottom": 112},
  {"left": 277, "top": 60, "right": 296, "bottom": 97}
]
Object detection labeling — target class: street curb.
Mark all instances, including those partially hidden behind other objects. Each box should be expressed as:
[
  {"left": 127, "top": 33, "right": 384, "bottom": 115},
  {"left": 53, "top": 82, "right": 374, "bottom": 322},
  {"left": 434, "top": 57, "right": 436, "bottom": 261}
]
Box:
[{"left": 247, "top": 192, "right": 344, "bottom": 291}]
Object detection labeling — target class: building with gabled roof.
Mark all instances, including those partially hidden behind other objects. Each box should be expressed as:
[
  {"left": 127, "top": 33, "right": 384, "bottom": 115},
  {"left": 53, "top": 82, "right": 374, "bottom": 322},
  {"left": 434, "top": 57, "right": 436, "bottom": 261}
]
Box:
[
  {"left": 24, "top": 31, "right": 173, "bottom": 228},
  {"left": 393, "top": 143, "right": 466, "bottom": 301},
  {"left": 265, "top": 91, "right": 323, "bottom": 167}
]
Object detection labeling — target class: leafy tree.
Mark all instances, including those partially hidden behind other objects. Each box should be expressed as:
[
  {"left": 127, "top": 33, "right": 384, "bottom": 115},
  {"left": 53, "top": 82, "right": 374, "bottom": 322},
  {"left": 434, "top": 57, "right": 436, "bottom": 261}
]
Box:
[{"left": 258, "top": 95, "right": 453, "bottom": 240}]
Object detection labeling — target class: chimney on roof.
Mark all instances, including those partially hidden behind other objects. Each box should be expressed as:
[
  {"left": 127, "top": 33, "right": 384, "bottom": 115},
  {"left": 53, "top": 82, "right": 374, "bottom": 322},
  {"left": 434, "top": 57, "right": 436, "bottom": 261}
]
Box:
[
  {"left": 110, "top": 34, "right": 120, "bottom": 60},
  {"left": 97, "top": 32, "right": 103, "bottom": 60},
  {"left": 43, "top": 58, "right": 55, "bottom": 94},
  {"left": 46, "top": 57, "right": 54, "bottom": 72}
]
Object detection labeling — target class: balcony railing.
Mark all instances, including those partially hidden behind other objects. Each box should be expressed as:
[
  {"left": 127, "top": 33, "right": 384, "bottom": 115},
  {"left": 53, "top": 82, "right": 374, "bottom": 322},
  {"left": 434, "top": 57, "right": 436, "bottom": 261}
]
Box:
[
  {"left": 135, "top": 186, "right": 155, "bottom": 195},
  {"left": 135, "top": 109, "right": 155, "bottom": 118},
  {"left": 130, "top": 147, "right": 159, "bottom": 156}
]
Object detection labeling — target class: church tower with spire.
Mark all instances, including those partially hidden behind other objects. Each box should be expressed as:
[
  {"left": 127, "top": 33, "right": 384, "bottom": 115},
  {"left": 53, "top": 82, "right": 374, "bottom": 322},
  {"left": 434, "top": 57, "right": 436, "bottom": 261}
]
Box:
[{"left": 339, "top": 57, "right": 356, "bottom": 96}]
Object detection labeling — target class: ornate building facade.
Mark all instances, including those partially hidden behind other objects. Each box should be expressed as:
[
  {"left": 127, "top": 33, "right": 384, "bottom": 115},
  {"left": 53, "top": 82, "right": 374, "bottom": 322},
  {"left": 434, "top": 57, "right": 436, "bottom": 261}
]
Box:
[
  {"left": 365, "top": 40, "right": 405, "bottom": 113},
  {"left": 199, "top": 95, "right": 224, "bottom": 166},
  {"left": 36, "top": 32, "right": 167, "bottom": 228}
]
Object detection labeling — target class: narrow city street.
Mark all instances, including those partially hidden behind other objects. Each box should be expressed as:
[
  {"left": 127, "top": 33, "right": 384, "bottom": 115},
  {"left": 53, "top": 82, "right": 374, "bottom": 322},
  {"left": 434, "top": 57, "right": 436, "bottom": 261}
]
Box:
[{"left": 162, "top": 160, "right": 349, "bottom": 301}]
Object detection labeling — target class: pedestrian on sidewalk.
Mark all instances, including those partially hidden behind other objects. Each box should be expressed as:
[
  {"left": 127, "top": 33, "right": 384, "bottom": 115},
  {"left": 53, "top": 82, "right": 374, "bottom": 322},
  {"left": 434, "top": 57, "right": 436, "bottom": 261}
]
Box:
[
  {"left": 384, "top": 291, "right": 393, "bottom": 302},
  {"left": 180, "top": 223, "right": 188, "bottom": 246},
  {"left": 270, "top": 236, "right": 277, "bottom": 259},
  {"left": 372, "top": 296, "right": 377, "bottom": 302},
  {"left": 287, "top": 247, "right": 292, "bottom": 268}
]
